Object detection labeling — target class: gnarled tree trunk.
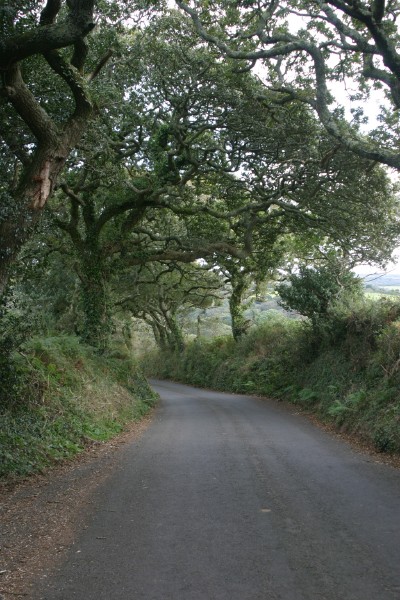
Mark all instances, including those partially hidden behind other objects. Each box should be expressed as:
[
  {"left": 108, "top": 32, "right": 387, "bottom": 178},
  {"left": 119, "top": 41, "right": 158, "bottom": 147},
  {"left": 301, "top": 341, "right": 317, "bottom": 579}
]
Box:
[{"left": 0, "top": 1, "right": 99, "bottom": 295}]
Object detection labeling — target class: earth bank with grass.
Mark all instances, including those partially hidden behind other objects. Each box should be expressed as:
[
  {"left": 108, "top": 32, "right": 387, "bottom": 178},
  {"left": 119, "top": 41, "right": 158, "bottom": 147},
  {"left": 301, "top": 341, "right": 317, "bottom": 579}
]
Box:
[{"left": 0, "top": 335, "right": 157, "bottom": 477}]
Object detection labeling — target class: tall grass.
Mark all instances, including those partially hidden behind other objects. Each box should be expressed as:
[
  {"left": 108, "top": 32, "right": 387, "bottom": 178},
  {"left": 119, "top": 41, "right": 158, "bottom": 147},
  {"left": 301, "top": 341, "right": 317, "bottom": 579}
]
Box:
[{"left": 0, "top": 335, "right": 157, "bottom": 477}]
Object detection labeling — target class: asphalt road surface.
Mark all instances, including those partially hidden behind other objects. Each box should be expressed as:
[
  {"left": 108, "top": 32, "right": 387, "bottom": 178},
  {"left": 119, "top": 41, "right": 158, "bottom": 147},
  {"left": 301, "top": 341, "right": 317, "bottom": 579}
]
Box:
[{"left": 35, "top": 379, "right": 400, "bottom": 600}]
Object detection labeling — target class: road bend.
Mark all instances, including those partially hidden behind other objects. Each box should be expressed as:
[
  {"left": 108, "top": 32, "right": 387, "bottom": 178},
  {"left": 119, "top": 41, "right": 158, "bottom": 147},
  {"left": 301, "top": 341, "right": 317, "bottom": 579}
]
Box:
[{"left": 35, "top": 379, "right": 400, "bottom": 600}]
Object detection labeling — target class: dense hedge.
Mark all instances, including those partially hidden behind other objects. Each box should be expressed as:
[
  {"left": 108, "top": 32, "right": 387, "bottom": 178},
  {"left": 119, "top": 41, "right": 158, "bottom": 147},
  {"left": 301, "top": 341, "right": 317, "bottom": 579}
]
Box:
[{"left": 144, "top": 300, "right": 400, "bottom": 454}]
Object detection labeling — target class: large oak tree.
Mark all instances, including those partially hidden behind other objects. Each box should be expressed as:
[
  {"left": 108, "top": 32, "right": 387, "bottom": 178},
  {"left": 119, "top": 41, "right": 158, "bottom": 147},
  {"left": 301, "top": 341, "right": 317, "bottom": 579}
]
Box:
[{"left": 0, "top": 0, "right": 114, "bottom": 294}]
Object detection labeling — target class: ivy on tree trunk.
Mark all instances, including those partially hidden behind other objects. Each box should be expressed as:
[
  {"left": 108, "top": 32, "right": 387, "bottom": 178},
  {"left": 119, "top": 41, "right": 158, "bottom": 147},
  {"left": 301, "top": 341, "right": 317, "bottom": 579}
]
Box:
[{"left": 80, "top": 253, "right": 111, "bottom": 351}]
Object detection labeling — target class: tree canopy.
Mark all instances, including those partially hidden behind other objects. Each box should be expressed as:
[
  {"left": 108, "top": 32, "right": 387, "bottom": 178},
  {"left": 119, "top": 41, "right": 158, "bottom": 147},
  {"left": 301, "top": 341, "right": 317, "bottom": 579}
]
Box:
[
  {"left": 176, "top": 0, "right": 400, "bottom": 170},
  {"left": 1, "top": 3, "right": 400, "bottom": 350}
]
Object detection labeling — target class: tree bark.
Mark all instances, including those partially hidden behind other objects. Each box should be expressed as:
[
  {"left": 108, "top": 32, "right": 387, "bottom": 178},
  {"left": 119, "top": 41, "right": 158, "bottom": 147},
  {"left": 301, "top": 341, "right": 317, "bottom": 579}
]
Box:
[
  {"left": 0, "top": 0, "right": 96, "bottom": 295},
  {"left": 229, "top": 276, "right": 248, "bottom": 341},
  {"left": 0, "top": 119, "right": 90, "bottom": 295},
  {"left": 165, "top": 314, "right": 185, "bottom": 352}
]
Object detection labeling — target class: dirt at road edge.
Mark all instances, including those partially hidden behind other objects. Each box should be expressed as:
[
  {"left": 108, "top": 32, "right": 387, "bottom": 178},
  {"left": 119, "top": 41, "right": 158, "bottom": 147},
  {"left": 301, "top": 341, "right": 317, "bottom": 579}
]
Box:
[{"left": 0, "top": 415, "right": 153, "bottom": 600}]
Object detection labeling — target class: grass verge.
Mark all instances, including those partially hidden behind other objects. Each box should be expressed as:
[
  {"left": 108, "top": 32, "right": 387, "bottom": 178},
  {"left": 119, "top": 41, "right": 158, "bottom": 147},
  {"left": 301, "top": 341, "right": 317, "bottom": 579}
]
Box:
[{"left": 0, "top": 335, "right": 157, "bottom": 477}]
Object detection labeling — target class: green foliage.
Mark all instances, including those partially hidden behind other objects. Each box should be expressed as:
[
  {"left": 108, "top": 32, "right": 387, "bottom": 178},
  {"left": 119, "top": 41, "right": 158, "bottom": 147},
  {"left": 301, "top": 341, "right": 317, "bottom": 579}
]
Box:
[
  {"left": 118, "top": 262, "right": 223, "bottom": 352},
  {"left": 177, "top": 0, "right": 400, "bottom": 171},
  {"left": 144, "top": 299, "right": 400, "bottom": 454},
  {"left": 327, "top": 391, "right": 367, "bottom": 425},
  {"left": 0, "top": 294, "right": 38, "bottom": 407},
  {"left": 296, "top": 388, "right": 319, "bottom": 405},
  {"left": 0, "top": 335, "right": 157, "bottom": 477},
  {"left": 277, "top": 263, "right": 364, "bottom": 326}
]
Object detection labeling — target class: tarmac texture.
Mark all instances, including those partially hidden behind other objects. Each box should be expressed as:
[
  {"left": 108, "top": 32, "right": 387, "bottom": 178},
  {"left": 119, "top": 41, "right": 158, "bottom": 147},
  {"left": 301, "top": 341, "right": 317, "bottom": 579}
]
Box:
[{"left": 35, "top": 379, "right": 400, "bottom": 599}]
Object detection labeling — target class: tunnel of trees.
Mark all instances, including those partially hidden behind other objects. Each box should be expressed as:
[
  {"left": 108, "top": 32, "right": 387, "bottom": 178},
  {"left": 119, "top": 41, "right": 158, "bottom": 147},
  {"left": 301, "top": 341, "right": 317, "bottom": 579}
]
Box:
[{"left": 1, "top": 0, "right": 400, "bottom": 370}]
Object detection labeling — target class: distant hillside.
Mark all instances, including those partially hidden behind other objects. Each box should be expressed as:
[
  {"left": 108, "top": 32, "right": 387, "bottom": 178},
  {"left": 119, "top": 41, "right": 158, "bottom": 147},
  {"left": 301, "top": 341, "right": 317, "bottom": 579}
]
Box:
[{"left": 363, "top": 273, "right": 400, "bottom": 287}]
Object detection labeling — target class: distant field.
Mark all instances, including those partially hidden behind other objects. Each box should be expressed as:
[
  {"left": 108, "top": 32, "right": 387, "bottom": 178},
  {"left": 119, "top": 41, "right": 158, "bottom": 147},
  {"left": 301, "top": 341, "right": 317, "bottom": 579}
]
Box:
[{"left": 364, "top": 290, "right": 397, "bottom": 299}]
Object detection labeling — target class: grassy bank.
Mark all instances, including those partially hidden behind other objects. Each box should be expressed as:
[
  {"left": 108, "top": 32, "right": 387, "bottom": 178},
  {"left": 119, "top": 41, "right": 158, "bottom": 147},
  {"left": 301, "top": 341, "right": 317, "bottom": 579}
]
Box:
[
  {"left": 0, "top": 335, "right": 157, "bottom": 477},
  {"left": 144, "top": 300, "right": 400, "bottom": 454}
]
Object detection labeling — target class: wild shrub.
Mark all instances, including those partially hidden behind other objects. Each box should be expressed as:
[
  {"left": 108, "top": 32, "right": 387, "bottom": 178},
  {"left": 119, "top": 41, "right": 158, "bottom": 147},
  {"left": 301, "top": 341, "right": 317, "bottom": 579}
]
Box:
[
  {"left": 0, "top": 302, "right": 38, "bottom": 408},
  {"left": 375, "top": 320, "right": 400, "bottom": 381},
  {"left": 277, "top": 263, "right": 363, "bottom": 330}
]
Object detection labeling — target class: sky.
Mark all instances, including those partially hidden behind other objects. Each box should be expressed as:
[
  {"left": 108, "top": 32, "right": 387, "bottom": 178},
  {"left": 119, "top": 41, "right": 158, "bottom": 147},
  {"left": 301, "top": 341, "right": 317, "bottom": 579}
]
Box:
[{"left": 354, "top": 250, "right": 400, "bottom": 278}]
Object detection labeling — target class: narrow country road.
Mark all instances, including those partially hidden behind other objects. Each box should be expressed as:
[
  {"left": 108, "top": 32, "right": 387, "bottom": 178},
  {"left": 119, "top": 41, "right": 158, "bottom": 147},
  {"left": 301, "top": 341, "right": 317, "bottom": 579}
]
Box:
[{"left": 35, "top": 380, "right": 400, "bottom": 600}]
